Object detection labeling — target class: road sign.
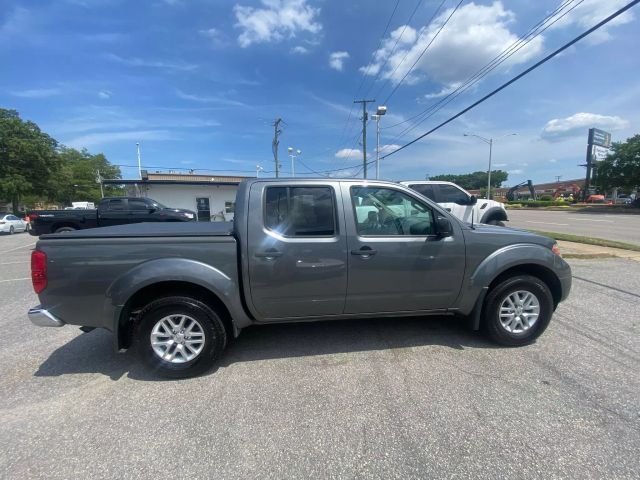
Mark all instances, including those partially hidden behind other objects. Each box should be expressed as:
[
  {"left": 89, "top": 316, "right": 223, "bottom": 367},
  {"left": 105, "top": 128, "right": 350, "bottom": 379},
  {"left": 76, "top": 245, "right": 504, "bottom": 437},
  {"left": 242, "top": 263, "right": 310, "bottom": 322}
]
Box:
[
  {"left": 588, "top": 128, "right": 612, "bottom": 148},
  {"left": 592, "top": 145, "right": 609, "bottom": 161}
]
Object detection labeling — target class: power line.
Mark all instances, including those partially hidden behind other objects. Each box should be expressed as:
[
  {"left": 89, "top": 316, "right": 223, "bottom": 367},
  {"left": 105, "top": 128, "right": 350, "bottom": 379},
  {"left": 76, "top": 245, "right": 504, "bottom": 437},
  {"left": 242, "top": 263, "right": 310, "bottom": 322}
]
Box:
[
  {"left": 381, "top": 0, "right": 640, "bottom": 160},
  {"left": 382, "top": 0, "right": 580, "bottom": 132},
  {"left": 382, "top": 0, "right": 462, "bottom": 105},
  {"left": 388, "top": 0, "right": 584, "bottom": 143},
  {"left": 332, "top": 0, "right": 402, "bottom": 156}
]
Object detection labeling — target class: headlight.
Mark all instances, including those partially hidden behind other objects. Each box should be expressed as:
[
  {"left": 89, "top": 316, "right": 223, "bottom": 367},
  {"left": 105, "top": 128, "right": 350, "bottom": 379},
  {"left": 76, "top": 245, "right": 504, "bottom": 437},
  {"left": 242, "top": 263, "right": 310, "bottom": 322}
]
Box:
[{"left": 184, "top": 213, "right": 194, "bottom": 219}]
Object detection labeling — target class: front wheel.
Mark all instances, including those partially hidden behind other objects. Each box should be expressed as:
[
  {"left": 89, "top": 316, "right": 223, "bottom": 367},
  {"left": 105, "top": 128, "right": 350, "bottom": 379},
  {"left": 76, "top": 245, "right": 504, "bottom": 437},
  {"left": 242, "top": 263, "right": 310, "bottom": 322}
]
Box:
[
  {"left": 483, "top": 274, "right": 554, "bottom": 346},
  {"left": 55, "top": 226, "right": 76, "bottom": 233},
  {"left": 135, "top": 296, "right": 227, "bottom": 378}
]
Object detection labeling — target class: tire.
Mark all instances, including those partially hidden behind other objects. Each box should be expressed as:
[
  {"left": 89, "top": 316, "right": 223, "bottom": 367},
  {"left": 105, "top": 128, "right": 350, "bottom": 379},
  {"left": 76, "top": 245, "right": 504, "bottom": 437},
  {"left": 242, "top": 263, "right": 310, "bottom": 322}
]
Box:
[
  {"left": 54, "top": 226, "right": 76, "bottom": 233},
  {"left": 135, "top": 296, "right": 227, "bottom": 379},
  {"left": 9, "top": 226, "right": 14, "bottom": 235},
  {"left": 487, "top": 219, "right": 506, "bottom": 227},
  {"left": 483, "top": 274, "right": 554, "bottom": 346}
]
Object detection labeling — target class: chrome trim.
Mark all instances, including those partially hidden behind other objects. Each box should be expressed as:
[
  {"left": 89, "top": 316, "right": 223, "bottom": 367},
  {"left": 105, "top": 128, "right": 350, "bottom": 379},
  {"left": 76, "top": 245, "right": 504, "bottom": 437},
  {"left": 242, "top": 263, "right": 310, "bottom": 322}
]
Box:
[{"left": 28, "top": 308, "right": 65, "bottom": 327}]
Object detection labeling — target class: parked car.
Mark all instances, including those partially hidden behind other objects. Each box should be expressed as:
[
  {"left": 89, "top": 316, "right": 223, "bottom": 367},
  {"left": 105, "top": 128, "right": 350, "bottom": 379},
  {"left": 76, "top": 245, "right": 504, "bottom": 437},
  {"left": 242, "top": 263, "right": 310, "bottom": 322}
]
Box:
[
  {"left": 0, "top": 214, "right": 28, "bottom": 234},
  {"left": 28, "top": 197, "right": 196, "bottom": 236},
  {"left": 400, "top": 181, "right": 508, "bottom": 226},
  {"left": 28, "top": 179, "right": 571, "bottom": 378}
]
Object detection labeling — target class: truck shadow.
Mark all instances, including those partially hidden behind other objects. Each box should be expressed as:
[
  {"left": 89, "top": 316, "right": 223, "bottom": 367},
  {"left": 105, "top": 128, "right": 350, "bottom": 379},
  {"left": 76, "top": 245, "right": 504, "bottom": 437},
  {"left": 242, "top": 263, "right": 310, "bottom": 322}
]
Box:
[{"left": 35, "top": 315, "right": 498, "bottom": 381}]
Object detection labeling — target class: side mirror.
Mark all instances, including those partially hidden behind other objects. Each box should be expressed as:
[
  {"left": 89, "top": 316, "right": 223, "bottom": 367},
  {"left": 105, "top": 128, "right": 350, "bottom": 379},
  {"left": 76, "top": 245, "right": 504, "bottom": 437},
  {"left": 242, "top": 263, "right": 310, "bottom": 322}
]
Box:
[
  {"left": 468, "top": 195, "right": 477, "bottom": 205},
  {"left": 436, "top": 216, "right": 453, "bottom": 237}
]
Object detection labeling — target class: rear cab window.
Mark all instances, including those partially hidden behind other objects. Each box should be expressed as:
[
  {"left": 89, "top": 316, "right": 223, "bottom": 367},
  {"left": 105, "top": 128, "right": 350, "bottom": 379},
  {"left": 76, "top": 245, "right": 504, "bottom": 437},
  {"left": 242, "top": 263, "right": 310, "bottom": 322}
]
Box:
[
  {"left": 107, "top": 199, "right": 126, "bottom": 211},
  {"left": 264, "top": 186, "right": 337, "bottom": 237}
]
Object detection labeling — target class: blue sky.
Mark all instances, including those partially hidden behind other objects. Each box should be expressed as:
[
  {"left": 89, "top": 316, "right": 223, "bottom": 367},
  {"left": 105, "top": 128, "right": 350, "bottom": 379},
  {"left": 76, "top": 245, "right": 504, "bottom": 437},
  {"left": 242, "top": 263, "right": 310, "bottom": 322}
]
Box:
[{"left": 1, "top": 0, "right": 638, "bottom": 185}]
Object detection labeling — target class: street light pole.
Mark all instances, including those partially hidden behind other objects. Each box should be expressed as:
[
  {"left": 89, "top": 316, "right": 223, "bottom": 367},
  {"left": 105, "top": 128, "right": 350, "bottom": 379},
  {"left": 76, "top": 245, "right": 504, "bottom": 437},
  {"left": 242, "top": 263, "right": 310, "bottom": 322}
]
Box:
[
  {"left": 372, "top": 106, "right": 387, "bottom": 179},
  {"left": 464, "top": 132, "right": 516, "bottom": 199},
  {"left": 287, "top": 147, "right": 301, "bottom": 177}
]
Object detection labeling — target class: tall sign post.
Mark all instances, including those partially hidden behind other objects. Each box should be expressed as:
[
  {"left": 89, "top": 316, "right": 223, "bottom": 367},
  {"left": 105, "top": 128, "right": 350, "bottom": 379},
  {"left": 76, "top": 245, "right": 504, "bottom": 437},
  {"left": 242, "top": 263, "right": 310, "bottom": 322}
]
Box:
[{"left": 582, "top": 128, "right": 612, "bottom": 200}]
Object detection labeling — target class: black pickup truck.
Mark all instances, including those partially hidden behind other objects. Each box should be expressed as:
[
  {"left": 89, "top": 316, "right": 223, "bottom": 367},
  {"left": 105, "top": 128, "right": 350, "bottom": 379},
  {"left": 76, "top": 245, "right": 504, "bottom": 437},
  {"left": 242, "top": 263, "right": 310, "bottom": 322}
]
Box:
[{"left": 29, "top": 197, "right": 196, "bottom": 235}]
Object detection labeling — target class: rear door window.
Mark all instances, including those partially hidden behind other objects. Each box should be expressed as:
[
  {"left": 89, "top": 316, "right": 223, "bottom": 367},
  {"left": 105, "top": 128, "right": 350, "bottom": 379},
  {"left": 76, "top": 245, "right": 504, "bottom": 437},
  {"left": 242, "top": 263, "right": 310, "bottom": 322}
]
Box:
[
  {"left": 108, "top": 199, "right": 126, "bottom": 211},
  {"left": 128, "top": 198, "right": 149, "bottom": 211},
  {"left": 264, "top": 186, "right": 336, "bottom": 237}
]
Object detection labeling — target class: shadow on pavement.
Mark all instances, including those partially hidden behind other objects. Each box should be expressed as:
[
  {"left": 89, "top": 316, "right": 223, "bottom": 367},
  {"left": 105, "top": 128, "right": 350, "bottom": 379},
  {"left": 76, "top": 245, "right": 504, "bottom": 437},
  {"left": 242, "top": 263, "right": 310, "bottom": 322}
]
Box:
[{"left": 34, "top": 315, "right": 497, "bottom": 381}]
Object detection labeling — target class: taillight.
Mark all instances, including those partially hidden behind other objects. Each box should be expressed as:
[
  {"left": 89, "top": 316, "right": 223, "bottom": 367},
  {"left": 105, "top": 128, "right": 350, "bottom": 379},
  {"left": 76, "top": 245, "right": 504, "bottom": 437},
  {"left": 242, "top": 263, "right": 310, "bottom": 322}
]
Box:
[
  {"left": 29, "top": 213, "right": 39, "bottom": 221},
  {"left": 551, "top": 243, "right": 562, "bottom": 257},
  {"left": 31, "top": 250, "right": 47, "bottom": 294}
]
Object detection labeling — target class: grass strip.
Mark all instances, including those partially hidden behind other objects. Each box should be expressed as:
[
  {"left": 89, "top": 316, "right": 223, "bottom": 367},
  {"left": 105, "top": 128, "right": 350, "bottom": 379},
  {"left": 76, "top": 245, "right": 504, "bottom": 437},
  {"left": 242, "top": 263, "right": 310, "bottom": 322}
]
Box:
[{"left": 528, "top": 230, "right": 640, "bottom": 252}]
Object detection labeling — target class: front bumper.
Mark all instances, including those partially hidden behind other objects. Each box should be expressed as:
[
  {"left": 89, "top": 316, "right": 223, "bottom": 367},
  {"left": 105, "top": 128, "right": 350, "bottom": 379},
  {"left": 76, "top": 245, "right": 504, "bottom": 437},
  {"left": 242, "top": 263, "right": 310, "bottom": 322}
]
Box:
[{"left": 28, "top": 307, "right": 65, "bottom": 327}]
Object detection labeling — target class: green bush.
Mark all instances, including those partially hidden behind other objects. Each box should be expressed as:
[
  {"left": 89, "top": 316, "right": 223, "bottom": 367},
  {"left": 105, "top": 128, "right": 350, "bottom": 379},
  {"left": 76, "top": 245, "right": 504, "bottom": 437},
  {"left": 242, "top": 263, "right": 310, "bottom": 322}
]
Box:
[{"left": 539, "top": 194, "right": 553, "bottom": 201}]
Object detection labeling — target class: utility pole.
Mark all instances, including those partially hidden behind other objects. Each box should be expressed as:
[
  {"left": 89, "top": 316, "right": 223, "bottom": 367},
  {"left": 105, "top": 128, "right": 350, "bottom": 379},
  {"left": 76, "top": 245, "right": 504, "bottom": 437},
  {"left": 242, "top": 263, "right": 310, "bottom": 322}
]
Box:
[
  {"left": 272, "top": 118, "right": 282, "bottom": 178},
  {"left": 555, "top": 175, "right": 562, "bottom": 183},
  {"left": 354, "top": 99, "right": 375, "bottom": 179},
  {"left": 96, "top": 169, "right": 104, "bottom": 198}
]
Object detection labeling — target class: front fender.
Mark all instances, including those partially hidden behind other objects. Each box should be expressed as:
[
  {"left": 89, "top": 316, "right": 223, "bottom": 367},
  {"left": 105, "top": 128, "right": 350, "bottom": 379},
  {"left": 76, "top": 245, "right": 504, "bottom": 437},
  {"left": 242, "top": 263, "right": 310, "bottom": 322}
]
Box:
[
  {"left": 458, "top": 243, "right": 569, "bottom": 315},
  {"left": 480, "top": 206, "right": 508, "bottom": 224},
  {"left": 105, "top": 257, "right": 252, "bottom": 332}
]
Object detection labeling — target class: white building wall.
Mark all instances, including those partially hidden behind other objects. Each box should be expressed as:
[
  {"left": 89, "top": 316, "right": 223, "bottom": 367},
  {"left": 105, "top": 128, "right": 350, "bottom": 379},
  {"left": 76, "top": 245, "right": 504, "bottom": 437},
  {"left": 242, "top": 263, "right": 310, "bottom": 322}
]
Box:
[{"left": 142, "top": 184, "right": 238, "bottom": 221}]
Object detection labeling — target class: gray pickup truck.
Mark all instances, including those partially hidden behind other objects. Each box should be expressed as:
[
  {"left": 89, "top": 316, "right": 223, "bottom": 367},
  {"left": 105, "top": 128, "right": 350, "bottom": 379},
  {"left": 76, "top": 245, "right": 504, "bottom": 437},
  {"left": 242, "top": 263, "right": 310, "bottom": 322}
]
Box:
[{"left": 28, "top": 179, "right": 571, "bottom": 378}]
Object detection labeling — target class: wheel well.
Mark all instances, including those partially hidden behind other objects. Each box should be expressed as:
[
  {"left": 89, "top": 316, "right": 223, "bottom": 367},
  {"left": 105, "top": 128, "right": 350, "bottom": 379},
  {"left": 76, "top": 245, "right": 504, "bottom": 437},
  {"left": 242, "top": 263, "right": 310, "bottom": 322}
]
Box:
[
  {"left": 487, "top": 264, "right": 562, "bottom": 308},
  {"left": 51, "top": 222, "right": 77, "bottom": 232},
  {"left": 118, "top": 281, "right": 233, "bottom": 349},
  {"left": 481, "top": 209, "right": 508, "bottom": 223}
]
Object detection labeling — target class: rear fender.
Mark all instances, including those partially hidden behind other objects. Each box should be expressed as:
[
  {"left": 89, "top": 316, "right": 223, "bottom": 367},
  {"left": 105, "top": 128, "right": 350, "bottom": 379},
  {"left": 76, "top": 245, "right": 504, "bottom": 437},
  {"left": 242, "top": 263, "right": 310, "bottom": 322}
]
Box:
[{"left": 105, "top": 258, "right": 252, "bottom": 333}]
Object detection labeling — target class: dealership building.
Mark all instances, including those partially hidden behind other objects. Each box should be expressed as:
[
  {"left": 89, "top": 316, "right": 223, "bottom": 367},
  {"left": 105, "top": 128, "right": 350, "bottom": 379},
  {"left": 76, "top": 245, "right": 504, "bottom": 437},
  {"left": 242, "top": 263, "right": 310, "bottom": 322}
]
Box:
[{"left": 102, "top": 171, "right": 252, "bottom": 221}]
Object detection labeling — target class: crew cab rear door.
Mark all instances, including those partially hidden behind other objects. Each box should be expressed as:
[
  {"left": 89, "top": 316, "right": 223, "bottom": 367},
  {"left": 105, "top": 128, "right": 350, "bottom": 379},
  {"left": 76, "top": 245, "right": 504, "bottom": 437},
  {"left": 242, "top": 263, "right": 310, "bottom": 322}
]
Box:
[
  {"left": 245, "top": 182, "right": 348, "bottom": 319},
  {"left": 343, "top": 182, "right": 465, "bottom": 313}
]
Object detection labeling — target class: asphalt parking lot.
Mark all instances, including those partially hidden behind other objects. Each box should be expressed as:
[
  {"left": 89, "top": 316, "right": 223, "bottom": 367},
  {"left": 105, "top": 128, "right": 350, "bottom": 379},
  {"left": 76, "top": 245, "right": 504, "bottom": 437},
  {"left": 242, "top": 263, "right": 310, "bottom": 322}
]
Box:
[{"left": 1, "top": 232, "right": 639, "bottom": 479}]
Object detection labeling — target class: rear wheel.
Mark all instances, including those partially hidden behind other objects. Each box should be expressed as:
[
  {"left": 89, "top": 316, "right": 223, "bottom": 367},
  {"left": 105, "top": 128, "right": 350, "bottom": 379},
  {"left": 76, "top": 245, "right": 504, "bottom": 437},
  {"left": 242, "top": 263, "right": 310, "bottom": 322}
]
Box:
[
  {"left": 483, "top": 274, "right": 553, "bottom": 346},
  {"left": 9, "top": 226, "right": 14, "bottom": 235},
  {"left": 135, "top": 296, "right": 227, "bottom": 378},
  {"left": 54, "top": 226, "right": 76, "bottom": 233}
]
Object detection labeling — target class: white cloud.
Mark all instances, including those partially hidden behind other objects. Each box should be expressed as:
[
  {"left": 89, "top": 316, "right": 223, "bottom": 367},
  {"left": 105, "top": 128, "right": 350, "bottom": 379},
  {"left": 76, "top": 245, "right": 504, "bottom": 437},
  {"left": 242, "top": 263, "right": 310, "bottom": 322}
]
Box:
[
  {"left": 65, "top": 130, "right": 176, "bottom": 149},
  {"left": 176, "top": 89, "right": 247, "bottom": 107},
  {"left": 377, "top": 144, "right": 401, "bottom": 155},
  {"left": 551, "top": 0, "right": 634, "bottom": 44},
  {"left": 493, "top": 163, "right": 508, "bottom": 167},
  {"left": 508, "top": 169, "right": 524, "bottom": 175},
  {"left": 291, "top": 45, "right": 308, "bottom": 54},
  {"left": 424, "top": 83, "right": 462, "bottom": 99},
  {"left": 329, "top": 51, "right": 349, "bottom": 71},
  {"left": 10, "top": 88, "right": 61, "bottom": 98},
  {"left": 234, "top": 0, "right": 321, "bottom": 48},
  {"left": 106, "top": 53, "right": 197, "bottom": 71},
  {"left": 335, "top": 148, "right": 361, "bottom": 159},
  {"left": 541, "top": 112, "right": 629, "bottom": 141},
  {"left": 98, "top": 90, "right": 112, "bottom": 99},
  {"left": 361, "top": 2, "right": 543, "bottom": 88},
  {"left": 199, "top": 28, "right": 227, "bottom": 47}
]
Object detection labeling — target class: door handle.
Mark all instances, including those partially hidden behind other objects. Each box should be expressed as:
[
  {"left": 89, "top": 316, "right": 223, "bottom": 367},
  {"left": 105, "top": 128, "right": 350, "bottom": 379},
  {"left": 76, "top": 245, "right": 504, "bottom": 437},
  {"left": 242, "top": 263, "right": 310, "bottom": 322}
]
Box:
[
  {"left": 351, "top": 247, "right": 377, "bottom": 257},
  {"left": 445, "top": 208, "right": 451, "bottom": 212},
  {"left": 255, "top": 249, "right": 283, "bottom": 259}
]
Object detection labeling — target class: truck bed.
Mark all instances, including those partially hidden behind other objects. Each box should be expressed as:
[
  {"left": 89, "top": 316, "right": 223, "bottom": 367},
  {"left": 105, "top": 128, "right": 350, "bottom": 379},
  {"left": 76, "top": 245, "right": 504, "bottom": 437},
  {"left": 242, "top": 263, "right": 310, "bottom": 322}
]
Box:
[{"left": 40, "top": 221, "right": 234, "bottom": 239}]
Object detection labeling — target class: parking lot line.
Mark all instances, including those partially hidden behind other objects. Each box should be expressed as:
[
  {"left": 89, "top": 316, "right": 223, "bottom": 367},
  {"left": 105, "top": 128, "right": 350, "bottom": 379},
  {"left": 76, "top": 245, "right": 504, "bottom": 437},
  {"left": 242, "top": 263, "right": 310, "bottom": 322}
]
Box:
[
  {"left": 0, "top": 261, "right": 27, "bottom": 265},
  {"left": 0, "top": 242, "right": 36, "bottom": 254},
  {"left": 0, "top": 277, "right": 30, "bottom": 283}
]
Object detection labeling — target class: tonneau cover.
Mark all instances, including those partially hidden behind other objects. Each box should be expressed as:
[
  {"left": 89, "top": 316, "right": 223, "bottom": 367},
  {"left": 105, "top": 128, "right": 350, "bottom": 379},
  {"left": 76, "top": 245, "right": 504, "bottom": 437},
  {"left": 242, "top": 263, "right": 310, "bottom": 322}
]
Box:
[{"left": 40, "top": 221, "right": 234, "bottom": 239}]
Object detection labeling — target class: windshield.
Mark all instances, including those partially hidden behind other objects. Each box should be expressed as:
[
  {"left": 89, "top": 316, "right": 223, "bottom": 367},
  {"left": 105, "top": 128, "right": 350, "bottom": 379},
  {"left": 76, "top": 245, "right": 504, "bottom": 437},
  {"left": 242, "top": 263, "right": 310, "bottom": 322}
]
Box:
[{"left": 148, "top": 199, "right": 167, "bottom": 209}]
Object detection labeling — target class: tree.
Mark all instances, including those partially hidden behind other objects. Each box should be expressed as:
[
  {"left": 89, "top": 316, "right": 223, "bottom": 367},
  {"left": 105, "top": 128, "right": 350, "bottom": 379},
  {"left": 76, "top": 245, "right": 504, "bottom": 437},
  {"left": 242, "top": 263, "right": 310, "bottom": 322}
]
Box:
[
  {"left": 430, "top": 170, "right": 509, "bottom": 190},
  {"left": 0, "top": 108, "right": 60, "bottom": 212},
  {"left": 55, "top": 147, "right": 122, "bottom": 204},
  {"left": 596, "top": 134, "right": 640, "bottom": 197}
]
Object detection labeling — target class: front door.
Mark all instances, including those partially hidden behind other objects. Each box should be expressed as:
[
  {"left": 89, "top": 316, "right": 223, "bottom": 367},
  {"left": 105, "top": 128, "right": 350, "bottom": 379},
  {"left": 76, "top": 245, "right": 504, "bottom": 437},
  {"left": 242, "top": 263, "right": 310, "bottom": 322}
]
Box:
[
  {"left": 435, "top": 184, "right": 474, "bottom": 223},
  {"left": 343, "top": 183, "right": 466, "bottom": 314},
  {"left": 196, "top": 197, "right": 210, "bottom": 222},
  {"left": 246, "top": 182, "right": 348, "bottom": 319}
]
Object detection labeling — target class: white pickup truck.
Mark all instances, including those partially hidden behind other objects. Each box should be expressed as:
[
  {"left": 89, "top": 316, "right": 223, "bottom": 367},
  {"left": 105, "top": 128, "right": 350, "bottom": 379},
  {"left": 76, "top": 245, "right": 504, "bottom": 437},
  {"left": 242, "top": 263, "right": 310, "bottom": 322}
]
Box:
[{"left": 401, "top": 181, "right": 508, "bottom": 226}]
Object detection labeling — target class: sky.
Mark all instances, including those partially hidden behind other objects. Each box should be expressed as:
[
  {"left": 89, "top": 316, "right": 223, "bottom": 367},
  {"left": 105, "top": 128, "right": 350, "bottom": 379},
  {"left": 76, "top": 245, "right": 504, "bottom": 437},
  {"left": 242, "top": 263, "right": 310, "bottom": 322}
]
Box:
[{"left": 1, "top": 0, "right": 638, "bottom": 186}]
